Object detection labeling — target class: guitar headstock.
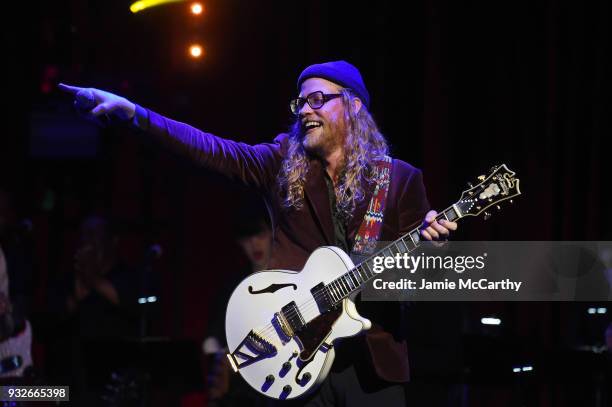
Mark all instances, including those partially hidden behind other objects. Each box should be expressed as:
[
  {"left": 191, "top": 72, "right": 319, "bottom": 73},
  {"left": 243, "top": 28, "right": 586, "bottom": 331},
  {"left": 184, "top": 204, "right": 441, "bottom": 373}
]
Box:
[{"left": 455, "top": 164, "right": 521, "bottom": 219}]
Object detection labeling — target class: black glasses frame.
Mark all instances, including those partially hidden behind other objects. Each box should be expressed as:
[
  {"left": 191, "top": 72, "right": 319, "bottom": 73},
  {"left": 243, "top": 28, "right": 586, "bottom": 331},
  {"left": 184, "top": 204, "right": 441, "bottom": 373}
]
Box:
[{"left": 289, "top": 91, "right": 343, "bottom": 115}]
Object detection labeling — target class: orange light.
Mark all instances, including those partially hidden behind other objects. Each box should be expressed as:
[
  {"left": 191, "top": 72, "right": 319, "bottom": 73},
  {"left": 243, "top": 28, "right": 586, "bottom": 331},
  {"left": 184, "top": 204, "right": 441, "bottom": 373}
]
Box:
[
  {"left": 189, "top": 44, "right": 203, "bottom": 58},
  {"left": 190, "top": 2, "right": 203, "bottom": 15}
]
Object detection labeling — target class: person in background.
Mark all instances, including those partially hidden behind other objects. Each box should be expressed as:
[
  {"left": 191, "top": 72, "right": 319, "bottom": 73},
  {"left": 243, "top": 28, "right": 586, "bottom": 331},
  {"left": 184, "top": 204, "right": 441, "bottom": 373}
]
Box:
[
  {"left": 0, "top": 237, "right": 33, "bottom": 379},
  {"left": 0, "top": 187, "right": 33, "bottom": 380},
  {"left": 47, "top": 215, "right": 137, "bottom": 404},
  {"left": 204, "top": 198, "right": 272, "bottom": 406},
  {"left": 60, "top": 215, "right": 135, "bottom": 338},
  {"left": 0, "top": 188, "right": 33, "bottom": 316}
]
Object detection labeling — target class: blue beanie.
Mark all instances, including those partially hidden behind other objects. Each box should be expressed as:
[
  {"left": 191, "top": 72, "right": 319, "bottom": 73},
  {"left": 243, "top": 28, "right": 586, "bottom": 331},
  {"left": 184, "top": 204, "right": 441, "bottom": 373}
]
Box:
[{"left": 297, "top": 60, "right": 370, "bottom": 109}]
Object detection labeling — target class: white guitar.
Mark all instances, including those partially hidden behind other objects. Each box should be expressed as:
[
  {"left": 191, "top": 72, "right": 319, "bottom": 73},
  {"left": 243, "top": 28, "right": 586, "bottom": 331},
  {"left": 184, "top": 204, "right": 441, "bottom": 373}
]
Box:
[{"left": 225, "top": 164, "right": 521, "bottom": 399}]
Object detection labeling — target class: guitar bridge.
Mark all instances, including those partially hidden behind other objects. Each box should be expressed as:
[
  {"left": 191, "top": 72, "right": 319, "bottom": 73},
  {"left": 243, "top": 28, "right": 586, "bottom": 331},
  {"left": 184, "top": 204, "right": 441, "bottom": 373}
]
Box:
[{"left": 227, "top": 330, "right": 277, "bottom": 371}]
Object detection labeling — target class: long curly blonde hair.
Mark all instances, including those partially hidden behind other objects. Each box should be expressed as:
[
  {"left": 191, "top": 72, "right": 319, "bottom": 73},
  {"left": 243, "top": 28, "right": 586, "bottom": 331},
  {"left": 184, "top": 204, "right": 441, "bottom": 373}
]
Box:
[{"left": 278, "top": 89, "right": 389, "bottom": 220}]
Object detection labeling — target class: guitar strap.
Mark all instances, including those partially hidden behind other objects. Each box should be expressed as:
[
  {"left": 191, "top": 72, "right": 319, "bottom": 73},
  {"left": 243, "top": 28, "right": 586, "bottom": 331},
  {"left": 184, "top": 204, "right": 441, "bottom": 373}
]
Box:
[
  {"left": 351, "top": 155, "right": 392, "bottom": 257},
  {"left": 349, "top": 156, "right": 412, "bottom": 383}
]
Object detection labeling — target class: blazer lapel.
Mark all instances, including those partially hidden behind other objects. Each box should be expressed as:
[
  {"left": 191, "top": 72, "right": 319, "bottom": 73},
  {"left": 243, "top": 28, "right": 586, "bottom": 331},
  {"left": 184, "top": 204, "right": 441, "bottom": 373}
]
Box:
[{"left": 304, "top": 160, "right": 335, "bottom": 245}]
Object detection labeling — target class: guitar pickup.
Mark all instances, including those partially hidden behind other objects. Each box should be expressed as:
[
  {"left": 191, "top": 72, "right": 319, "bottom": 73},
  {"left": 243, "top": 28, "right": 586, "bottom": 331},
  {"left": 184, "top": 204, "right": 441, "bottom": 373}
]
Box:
[
  {"left": 311, "top": 282, "right": 333, "bottom": 313},
  {"left": 274, "top": 311, "right": 295, "bottom": 340},
  {"left": 280, "top": 301, "right": 306, "bottom": 334}
]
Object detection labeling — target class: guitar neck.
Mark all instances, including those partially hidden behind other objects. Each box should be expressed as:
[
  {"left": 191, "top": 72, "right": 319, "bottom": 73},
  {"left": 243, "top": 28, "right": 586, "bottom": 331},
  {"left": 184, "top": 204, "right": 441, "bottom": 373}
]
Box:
[{"left": 324, "top": 204, "right": 464, "bottom": 304}]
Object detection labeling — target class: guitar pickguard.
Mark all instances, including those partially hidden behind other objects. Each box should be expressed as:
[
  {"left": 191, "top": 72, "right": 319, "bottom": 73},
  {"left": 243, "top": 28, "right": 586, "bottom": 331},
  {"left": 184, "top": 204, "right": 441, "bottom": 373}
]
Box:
[{"left": 295, "top": 306, "right": 342, "bottom": 361}]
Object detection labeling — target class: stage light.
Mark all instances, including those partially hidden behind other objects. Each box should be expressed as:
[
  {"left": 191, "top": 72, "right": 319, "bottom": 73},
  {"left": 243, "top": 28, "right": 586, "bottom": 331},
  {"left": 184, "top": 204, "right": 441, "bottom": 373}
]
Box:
[
  {"left": 189, "top": 44, "right": 203, "bottom": 58},
  {"left": 512, "top": 367, "right": 521, "bottom": 373},
  {"left": 522, "top": 366, "right": 533, "bottom": 372},
  {"left": 138, "top": 298, "right": 147, "bottom": 304},
  {"left": 147, "top": 296, "right": 158, "bottom": 303},
  {"left": 597, "top": 307, "right": 607, "bottom": 314},
  {"left": 191, "top": 2, "right": 203, "bottom": 15},
  {"left": 481, "top": 317, "right": 502, "bottom": 326},
  {"left": 588, "top": 307, "right": 596, "bottom": 314},
  {"left": 130, "top": 0, "right": 184, "bottom": 14}
]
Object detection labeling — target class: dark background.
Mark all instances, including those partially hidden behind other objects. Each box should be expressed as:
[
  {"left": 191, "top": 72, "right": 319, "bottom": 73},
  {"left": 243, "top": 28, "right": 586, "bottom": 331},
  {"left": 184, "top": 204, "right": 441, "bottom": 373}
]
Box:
[{"left": 1, "top": 0, "right": 610, "bottom": 405}]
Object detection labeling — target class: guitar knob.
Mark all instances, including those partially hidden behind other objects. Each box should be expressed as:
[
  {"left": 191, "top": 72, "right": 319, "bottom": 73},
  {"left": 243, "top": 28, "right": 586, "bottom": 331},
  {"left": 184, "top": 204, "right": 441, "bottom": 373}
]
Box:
[
  {"left": 484, "top": 212, "right": 491, "bottom": 220},
  {"left": 282, "top": 362, "right": 291, "bottom": 371},
  {"left": 467, "top": 182, "right": 474, "bottom": 188},
  {"left": 265, "top": 375, "right": 275, "bottom": 384},
  {"left": 283, "top": 385, "right": 292, "bottom": 393},
  {"left": 496, "top": 205, "right": 501, "bottom": 210},
  {"left": 510, "top": 199, "right": 513, "bottom": 204},
  {"left": 303, "top": 372, "right": 312, "bottom": 382}
]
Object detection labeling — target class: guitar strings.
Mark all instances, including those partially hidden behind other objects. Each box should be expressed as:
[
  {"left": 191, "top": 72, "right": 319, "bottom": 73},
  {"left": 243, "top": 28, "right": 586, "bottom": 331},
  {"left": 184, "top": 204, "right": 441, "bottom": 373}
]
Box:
[
  {"left": 251, "top": 239, "right": 409, "bottom": 340},
  {"left": 246, "top": 193, "right": 507, "bottom": 343},
  {"left": 253, "top": 273, "right": 374, "bottom": 341},
  {"left": 249, "top": 211, "right": 454, "bottom": 342},
  {"left": 251, "top": 232, "right": 424, "bottom": 340}
]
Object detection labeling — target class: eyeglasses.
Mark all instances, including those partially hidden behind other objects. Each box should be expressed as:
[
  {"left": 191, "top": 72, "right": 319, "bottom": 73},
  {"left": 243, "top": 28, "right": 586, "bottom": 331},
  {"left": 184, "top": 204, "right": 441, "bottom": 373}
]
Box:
[{"left": 289, "top": 91, "right": 342, "bottom": 115}]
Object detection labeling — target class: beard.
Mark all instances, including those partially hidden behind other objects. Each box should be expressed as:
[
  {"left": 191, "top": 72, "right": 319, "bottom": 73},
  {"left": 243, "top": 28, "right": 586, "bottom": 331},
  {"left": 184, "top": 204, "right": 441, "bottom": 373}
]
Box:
[{"left": 301, "top": 118, "right": 347, "bottom": 158}]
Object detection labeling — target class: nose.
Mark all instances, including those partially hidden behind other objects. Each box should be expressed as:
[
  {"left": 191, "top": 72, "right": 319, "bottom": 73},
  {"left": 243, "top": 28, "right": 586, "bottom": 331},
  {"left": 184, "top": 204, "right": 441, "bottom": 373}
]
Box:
[{"left": 299, "top": 100, "right": 314, "bottom": 115}]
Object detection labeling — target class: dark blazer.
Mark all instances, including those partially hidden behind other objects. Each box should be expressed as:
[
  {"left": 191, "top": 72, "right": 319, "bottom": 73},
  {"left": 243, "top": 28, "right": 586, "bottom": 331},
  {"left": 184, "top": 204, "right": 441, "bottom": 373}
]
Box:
[{"left": 133, "top": 105, "right": 431, "bottom": 382}]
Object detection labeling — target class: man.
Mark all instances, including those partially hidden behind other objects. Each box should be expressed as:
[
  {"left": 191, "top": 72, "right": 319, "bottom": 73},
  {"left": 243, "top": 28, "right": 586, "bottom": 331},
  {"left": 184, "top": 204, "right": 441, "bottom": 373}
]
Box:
[{"left": 60, "top": 60, "right": 457, "bottom": 405}]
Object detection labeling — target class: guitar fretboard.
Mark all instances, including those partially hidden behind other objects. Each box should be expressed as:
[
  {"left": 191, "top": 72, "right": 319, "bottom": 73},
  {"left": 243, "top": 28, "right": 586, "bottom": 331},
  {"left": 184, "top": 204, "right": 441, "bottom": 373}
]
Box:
[{"left": 323, "top": 205, "right": 462, "bottom": 304}]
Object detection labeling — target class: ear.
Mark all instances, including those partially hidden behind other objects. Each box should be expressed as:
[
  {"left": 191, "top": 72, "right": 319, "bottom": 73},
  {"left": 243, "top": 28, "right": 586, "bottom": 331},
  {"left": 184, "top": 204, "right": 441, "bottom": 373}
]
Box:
[{"left": 352, "top": 97, "right": 363, "bottom": 114}]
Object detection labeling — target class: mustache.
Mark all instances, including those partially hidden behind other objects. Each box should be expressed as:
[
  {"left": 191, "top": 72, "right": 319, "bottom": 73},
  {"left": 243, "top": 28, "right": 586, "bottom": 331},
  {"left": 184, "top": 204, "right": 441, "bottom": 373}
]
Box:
[{"left": 291, "top": 120, "right": 311, "bottom": 139}]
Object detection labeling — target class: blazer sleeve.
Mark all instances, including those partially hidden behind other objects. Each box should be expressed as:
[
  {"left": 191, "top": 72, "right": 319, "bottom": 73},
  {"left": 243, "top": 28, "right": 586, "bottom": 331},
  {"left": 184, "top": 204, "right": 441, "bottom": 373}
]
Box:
[{"left": 131, "top": 104, "right": 284, "bottom": 189}]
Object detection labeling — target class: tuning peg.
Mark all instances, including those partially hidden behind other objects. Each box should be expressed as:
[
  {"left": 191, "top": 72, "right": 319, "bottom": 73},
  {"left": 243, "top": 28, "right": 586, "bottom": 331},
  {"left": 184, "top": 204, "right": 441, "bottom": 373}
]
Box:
[
  {"left": 484, "top": 211, "right": 491, "bottom": 220},
  {"left": 477, "top": 175, "right": 485, "bottom": 182}
]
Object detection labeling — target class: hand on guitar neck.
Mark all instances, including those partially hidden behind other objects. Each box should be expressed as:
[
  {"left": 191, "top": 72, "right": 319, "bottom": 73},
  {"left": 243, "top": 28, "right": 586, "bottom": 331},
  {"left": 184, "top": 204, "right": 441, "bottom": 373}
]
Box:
[{"left": 420, "top": 210, "right": 458, "bottom": 242}]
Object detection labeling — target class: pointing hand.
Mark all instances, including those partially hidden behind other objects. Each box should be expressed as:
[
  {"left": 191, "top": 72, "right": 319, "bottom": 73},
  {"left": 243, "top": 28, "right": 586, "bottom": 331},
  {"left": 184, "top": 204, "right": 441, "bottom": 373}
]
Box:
[{"left": 58, "top": 83, "right": 136, "bottom": 123}]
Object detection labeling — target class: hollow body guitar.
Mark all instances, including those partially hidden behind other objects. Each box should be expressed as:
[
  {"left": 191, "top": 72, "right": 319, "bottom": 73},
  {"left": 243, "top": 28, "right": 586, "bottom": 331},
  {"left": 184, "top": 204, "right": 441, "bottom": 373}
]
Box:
[{"left": 225, "top": 164, "right": 521, "bottom": 400}]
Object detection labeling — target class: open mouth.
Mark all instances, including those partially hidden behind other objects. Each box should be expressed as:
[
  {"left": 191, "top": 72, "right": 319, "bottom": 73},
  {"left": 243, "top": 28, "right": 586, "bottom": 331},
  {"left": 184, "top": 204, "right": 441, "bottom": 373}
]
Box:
[{"left": 303, "top": 120, "right": 323, "bottom": 132}]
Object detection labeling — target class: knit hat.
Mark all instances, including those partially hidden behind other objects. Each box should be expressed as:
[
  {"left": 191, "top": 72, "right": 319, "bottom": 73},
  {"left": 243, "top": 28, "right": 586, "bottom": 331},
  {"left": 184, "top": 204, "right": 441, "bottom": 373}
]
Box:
[{"left": 297, "top": 60, "right": 370, "bottom": 109}]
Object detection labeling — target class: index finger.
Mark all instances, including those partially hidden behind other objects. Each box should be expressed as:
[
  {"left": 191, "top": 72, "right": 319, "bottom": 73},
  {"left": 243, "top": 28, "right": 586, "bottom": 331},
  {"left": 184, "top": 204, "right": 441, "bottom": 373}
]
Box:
[
  {"left": 58, "top": 83, "right": 82, "bottom": 94},
  {"left": 424, "top": 210, "right": 438, "bottom": 224}
]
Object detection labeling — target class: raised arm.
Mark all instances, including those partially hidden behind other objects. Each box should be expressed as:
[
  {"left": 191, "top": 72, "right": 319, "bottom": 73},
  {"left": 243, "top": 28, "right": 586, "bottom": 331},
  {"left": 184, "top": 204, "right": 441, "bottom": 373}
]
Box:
[{"left": 58, "top": 84, "right": 283, "bottom": 189}]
